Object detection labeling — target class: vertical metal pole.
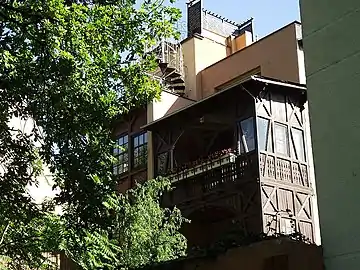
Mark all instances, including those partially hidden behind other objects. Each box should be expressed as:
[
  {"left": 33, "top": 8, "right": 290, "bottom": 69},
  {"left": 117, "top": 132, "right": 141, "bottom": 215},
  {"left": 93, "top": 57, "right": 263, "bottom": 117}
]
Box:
[
  {"left": 161, "top": 10, "right": 165, "bottom": 63},
  {"left": 170, "top": 148, "right": 174, "bottom": 170}
]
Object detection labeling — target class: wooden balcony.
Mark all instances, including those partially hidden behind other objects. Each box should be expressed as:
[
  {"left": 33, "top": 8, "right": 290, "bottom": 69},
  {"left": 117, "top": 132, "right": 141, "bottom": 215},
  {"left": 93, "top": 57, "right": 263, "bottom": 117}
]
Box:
[
  {"left": 168, "top": 152, "right": 237, "bottom": 183},
  {"left": 163, "top": 152, "right": 258, "bottom": 211}
]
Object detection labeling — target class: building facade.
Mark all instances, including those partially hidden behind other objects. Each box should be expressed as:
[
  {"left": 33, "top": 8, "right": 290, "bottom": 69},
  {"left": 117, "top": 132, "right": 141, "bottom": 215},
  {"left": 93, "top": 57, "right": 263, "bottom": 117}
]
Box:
[
  {"left": 113, "top": 0, "right": 321, "bottom": 251},
  {"left": 300, "top": 1, "right": 360, "bottom": 269}
]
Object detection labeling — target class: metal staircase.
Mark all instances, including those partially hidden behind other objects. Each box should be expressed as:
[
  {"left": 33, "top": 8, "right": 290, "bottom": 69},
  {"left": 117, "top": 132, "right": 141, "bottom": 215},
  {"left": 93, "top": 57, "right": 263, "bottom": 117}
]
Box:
[{"left": 148, "top": 41, "right": 186, "bottom": 96}]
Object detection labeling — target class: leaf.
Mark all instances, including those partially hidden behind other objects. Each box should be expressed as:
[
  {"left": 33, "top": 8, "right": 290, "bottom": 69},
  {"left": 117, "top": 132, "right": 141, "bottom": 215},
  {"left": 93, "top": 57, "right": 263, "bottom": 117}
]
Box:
[{"left": 0, "top": 0, "right": 185, "bottom": 268}]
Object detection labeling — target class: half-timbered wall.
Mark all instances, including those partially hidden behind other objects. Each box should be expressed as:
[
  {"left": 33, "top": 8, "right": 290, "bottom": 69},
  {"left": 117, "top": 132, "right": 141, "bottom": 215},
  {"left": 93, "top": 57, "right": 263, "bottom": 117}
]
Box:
[
  {"left": 152, "top": 90, "right": 262, "bottom": 246},
  {"left": 148, "top": 83, "right": 316, "bottom": 246},
  {"left": 256, "top": 91, "right": 315, "bottom": 242},
  {"left": 154, "top": 91, "right": 255, "bottom": 177}
]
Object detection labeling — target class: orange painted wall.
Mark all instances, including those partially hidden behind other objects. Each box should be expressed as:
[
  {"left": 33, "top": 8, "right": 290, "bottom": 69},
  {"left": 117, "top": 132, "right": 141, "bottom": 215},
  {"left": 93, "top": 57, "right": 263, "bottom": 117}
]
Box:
[{"left": 201, "top": 22, "right": 302, "bottom": 98}]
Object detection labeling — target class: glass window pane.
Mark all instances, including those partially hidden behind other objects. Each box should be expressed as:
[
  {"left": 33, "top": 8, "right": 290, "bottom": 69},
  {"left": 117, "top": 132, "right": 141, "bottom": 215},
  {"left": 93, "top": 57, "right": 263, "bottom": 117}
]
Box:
[
  {"left": 274, "top": 123, "right": 289, "bottom": 156},
  {"left": 132, "top": 132, "right": 148, "bottom": 168},
  {"left": 240, "top": 117, "right": 255, "bottom": 152},
  {"left": 272, "top": 93, "right": 287, "bottom": 122},
  {"left": 267, "top": 125, "right": 273, "bottom": 153},
  {"left": 113, "top": 134, "right": 130, "bottom": 175},
  {"left": 134, "top": 148, "right": 139, "bottom": 157},
  {"left": 257, "top": 117, "right": 269, "bottom": 151},
  {"left": 119, "top": 145, "right": 125, "bottom": 154},
  {"left": 292, "top": 128, "right": 305, "bottom": 162},
  {"left": 144, "top": 132, "right": 148, "bottom": 143}
]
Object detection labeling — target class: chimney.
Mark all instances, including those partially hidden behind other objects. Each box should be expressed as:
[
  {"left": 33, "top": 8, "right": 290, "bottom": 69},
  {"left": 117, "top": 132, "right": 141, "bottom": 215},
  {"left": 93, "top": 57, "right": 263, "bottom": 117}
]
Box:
[
  {"left": 227, "top": 19, "right": 254, "bottom": 54},
  {"left": 187, "top": 0, "right": 203, "bottom": 37}
]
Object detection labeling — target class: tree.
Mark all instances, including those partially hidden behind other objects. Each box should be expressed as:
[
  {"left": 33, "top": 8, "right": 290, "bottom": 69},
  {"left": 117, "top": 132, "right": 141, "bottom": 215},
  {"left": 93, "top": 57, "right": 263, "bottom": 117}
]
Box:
[
  {"left": 65, "top": 178, "right": 187, "bottom": 270},
  {"left": 0, "top": 0, "right": 186, "bottom": 269}
]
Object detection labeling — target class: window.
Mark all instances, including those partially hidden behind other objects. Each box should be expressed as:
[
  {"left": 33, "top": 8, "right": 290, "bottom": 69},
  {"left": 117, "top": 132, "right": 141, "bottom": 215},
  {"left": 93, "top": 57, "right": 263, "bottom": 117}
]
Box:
[
  {"left": 133, "top": 132, "right": 148, "bottom": 168},
  {"left": 272, "top": 93, "right": 287, "bottom": 122},
  {"left": 257, "top": 117, "right": 273, "bottom": 152},
  {"left": 238, "top": 117, "right": 255, "bottom": 153},
  {"left": 291, "top": 128, "right": 306, "bottom": 162},
  {"left": 274, "top": 123, "right": 289, "bottom": 156},
  {"left": 113, "top": 135, "right": 129, "bottom": 175}
]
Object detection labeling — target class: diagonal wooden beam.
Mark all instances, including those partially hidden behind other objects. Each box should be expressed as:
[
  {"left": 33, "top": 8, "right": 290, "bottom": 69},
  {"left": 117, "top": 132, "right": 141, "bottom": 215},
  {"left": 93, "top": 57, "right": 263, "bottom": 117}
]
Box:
[
  {"left": 296, "top": 193, "right": 311, "bottom": 218},
  {"left": 262, "top": 186, "right": 278, "bottom": 212}
]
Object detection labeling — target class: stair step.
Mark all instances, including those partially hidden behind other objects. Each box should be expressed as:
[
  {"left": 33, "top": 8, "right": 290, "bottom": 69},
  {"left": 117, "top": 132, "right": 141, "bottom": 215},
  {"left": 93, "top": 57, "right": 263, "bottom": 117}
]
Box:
[
  {"left": 164, "top": 71, "right": 180, "bottom": 79},
  {"left": 151, "top": 68, "right": 164, "bottom": 78},
  {"left": 170, "top": 82, "right": 185, "bottom": 88},
  {"left": 172, "top": 85, "right": 185, "bottom": 91},
  {"left": 170, "top": 77, "right": 184, "bottom": 84},
  {"left": 159, "top": 63, "right": 168, "bottom": 73},
  {"left": 173, "top": 90, "right": 185, "bottom": 96}
]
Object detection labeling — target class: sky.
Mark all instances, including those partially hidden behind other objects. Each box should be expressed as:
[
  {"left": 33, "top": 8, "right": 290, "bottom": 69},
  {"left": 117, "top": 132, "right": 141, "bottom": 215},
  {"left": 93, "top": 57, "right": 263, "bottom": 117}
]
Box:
[{"left": 172, "top": 0, "right": 301, "bottom": 39}]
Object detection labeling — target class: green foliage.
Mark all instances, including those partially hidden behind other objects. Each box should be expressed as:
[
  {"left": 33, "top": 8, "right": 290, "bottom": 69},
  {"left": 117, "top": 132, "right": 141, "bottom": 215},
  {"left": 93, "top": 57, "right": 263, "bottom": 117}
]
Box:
[
  {"left": 64, "top": 178, "right": 187, "bottom": 270},
  {"left": 0, "top": 0, "right": 186, "bottom": 269},
  {"left": 0, "top": 213, "right": 63, "bottom": 269}
]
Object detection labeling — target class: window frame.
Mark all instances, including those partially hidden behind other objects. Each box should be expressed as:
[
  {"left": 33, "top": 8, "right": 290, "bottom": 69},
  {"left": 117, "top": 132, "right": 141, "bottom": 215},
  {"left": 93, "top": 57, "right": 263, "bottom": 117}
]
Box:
[
  {"left": 237, "top": 117, "right": 256, "bottom": 154},
  {"left": 291, "top": 127, "right": 306, "bottom": 162},
  {"left": 257, "top": 116, "right": 274, "bottom": 153},
  {"left": 113, "top": 133, "right": 129, "bottom": 175},
  {"left": 132, "top": 132, "right": 148, "bottom": 169},
  {"left": 273, "top": 122, "right": 290, "bottom": 157}
]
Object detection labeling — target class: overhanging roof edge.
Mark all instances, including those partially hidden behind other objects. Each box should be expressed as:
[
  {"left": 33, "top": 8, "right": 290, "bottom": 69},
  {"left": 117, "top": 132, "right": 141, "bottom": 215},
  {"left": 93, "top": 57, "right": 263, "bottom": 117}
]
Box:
[
  {"left": 141, "top": 76, "right": 307, "bottom": 130},
  {"left": 251, "top": 75, "right": 306, "bottom": 90}
]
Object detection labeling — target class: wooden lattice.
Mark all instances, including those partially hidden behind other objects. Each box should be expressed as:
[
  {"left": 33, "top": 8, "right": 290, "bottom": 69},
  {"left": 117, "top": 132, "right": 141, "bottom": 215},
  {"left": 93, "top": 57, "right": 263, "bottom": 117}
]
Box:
[
  {"left": 276, "top": 158, "right": 292, "bottom": 182},
  {"left": 267, "top": 155, "right": 276, "bottom": 178}
]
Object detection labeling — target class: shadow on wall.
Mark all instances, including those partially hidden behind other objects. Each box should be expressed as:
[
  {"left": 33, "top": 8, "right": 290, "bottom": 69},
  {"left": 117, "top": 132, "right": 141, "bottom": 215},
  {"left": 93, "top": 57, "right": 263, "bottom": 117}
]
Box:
[{"left": 144, "top": 238, "right": 324, "bottom": 270}]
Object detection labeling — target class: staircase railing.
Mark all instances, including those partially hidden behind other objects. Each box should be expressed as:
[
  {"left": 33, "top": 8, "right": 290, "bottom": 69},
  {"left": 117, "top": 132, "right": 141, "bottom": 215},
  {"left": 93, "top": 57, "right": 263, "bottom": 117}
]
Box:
[{"left": 145, "top": 41, "right": 184, "bottom": 78}]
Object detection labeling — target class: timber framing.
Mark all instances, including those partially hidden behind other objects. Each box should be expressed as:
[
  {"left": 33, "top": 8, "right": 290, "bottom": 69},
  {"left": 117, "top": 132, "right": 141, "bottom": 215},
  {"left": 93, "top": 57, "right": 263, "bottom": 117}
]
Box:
[{"left": 141, "top": 76, "right": 314, "bottom": 246}]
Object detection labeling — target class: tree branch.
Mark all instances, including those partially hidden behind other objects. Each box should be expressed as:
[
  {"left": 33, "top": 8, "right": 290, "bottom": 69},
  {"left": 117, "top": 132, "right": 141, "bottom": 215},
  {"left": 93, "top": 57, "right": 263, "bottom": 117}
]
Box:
[{"left": 0, "top": 222, "right": 10, "bottom": 247}]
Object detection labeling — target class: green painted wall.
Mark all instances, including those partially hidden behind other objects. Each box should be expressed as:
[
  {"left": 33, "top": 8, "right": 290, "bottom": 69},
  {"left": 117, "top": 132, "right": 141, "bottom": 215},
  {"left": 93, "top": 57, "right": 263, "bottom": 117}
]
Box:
[{"left": 300, "top": 1, "right": 360, "bottom": 269}]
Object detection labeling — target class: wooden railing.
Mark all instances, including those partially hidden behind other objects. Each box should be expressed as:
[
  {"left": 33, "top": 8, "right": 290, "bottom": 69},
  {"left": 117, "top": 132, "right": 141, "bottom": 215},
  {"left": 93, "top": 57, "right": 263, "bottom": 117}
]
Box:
[
  {"left": 259, "top": 152, "right": 310, "bottom": 188},
  {"left": 163, "top": 153, "right": 257, "bottom": 208},
  {"left": 168, "top": 153, "right": 236, "bottom": 183}
]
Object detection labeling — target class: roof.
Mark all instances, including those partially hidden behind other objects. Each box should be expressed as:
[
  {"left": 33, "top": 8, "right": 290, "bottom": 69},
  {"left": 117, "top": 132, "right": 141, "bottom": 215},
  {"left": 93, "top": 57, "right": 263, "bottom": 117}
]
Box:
[{"left": 142, "top": 75, "right": 306, "bottom": 131}]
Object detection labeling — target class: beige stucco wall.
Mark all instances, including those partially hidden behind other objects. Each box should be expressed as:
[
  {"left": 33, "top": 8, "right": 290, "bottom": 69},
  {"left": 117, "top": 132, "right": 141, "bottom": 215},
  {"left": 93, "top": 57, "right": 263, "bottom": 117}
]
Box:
[
  {"left": 201, "top": 22, "right": 302, "bottom": 98},
  {"left": 147, "top": 91, "right": 194, "bottom": 179},
  {"left": 148, "top": 91, "right": 194, "bottom": 123},
  {"left": 6, "top": 116, "right": 61, "bottom": 214},
  {"left": 182, "top": 35, "right": 227, "bottom": 100},
  {"left": 182, "top": 38, "right": 197, "bottom": 100}
]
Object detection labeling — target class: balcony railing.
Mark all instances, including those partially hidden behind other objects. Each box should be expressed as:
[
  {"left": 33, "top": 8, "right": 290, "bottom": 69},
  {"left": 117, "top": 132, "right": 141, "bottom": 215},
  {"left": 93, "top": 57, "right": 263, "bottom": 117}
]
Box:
[
  {"left": 169, "top": 152, "right": 237, "bottom": 183},
  {"left": 164, "top": 152, "right": 257, "bottom": 208}
]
